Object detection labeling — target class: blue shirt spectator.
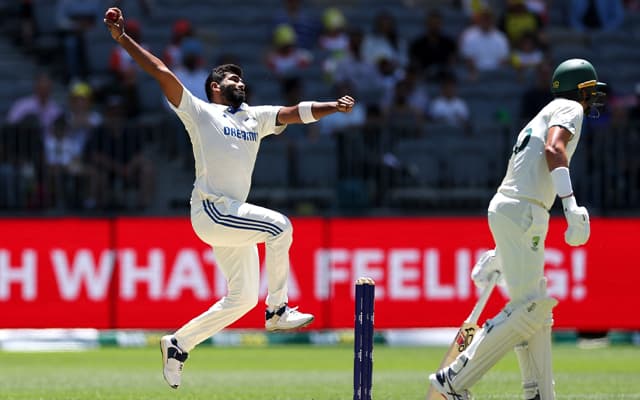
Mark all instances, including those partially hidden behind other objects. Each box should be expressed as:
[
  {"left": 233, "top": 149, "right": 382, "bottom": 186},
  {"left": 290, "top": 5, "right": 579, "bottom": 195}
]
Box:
[
  {"left": 567, "top": 0, "right": 625, "bottom": 32},
  {"left": 273, "top": 0, "right": 319, "bottom": 50}
]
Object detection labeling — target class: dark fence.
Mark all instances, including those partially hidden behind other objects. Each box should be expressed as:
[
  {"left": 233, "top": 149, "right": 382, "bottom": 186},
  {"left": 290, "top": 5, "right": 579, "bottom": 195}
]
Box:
[{"left": 1, "top": 117, "right": 639, "bottom": 216}]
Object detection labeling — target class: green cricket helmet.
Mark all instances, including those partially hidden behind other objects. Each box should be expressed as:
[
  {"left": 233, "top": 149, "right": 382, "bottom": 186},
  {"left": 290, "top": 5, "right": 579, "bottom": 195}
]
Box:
[
  {"left": 551, "top": 58, "right": 605, "bottom": 93},
  {"left": 551, "top": 58, "right": 607, "bottom": 117}
]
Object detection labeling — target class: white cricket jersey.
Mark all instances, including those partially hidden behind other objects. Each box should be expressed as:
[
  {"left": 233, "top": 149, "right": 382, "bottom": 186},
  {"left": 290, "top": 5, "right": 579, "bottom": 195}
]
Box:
[
  {"left": 169, "top": 87, "right": 285, "bottom": 203},
  {"left": 498, "top": 98, "right": 584, "bottom": 209}
]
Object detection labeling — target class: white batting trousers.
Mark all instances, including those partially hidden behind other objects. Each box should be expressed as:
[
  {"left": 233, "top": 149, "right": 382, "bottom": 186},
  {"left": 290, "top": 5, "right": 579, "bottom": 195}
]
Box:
[
  {"left": 488, "top": 193, "right": 555, "bottom": 399},
  {"left": 174, "top": 195, "right": 293, "bottom": 351},
  {"left": 488, "top": 193, "right": 549, "bottom": 305}
]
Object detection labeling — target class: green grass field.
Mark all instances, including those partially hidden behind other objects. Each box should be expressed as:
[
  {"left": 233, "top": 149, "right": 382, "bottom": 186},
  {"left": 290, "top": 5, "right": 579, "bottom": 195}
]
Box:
[{"left": 1, "top": 344, "right": 639, "bottom": 400}]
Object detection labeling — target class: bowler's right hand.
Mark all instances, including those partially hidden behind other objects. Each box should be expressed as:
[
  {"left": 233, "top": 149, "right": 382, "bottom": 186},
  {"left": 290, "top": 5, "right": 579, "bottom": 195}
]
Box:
[
  {"left": 104, "top": 7, "right": 125, "bottom": 41},
  {"left": 336, "top": 96, "right": 355, "bottom": 113}
]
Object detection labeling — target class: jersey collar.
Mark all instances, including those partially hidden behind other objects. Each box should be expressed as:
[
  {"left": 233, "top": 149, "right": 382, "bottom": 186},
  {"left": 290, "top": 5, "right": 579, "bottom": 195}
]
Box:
[{"left": 225, "top": 103, "right": 248, "bottom": 114}]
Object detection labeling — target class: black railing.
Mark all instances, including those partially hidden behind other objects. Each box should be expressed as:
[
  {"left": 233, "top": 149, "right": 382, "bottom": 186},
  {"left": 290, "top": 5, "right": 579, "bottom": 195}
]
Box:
[{"left": 1, "top": 118, "right": 639, "bottom": 216}]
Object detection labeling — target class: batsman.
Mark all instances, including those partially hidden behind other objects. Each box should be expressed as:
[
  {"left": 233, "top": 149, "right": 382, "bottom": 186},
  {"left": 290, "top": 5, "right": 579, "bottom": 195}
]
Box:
[{"left": 429, "top": 58, "right": 606, "bottom": 400}]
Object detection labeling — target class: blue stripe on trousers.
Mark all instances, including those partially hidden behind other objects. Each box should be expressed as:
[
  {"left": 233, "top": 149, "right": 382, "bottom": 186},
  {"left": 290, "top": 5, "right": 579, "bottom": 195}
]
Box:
[
  {"left": 206, "top": 200, "right": 283, "bottom": 235},
  {"left": 202, "top": 200, "right": 280, "bottom": 236}
]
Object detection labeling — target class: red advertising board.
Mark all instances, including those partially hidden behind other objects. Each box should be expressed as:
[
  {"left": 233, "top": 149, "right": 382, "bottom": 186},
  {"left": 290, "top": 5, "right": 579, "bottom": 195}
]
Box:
[
  {"left": 111, "top": 217, "right": 326, "bottom": 329},
  {"left": 0, "top": 219, "right": 113, "bottom": 328},
  {"left": 0, "top": 217, "right": 638, "bottom": 330}
]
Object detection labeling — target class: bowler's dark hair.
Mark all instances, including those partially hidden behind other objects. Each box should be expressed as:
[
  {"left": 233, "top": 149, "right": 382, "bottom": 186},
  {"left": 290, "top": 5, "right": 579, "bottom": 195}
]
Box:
[{"left": 204, "top": 64, "right": 243, "bottom": 102}]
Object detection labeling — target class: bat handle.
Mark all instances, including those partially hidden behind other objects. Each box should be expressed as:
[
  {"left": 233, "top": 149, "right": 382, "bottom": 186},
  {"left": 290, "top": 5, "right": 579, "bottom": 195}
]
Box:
[{"left": 467, "top": 271, "right": 500, "bottom": 324}]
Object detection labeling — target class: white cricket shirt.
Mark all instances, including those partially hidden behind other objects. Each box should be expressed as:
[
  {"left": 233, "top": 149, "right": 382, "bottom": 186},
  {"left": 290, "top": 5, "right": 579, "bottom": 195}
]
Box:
[
  {"left": 169, "top": 87, "right": 285, "bottom": 203},
  {"left": 498, "top": 98, "right": 584, "bottom": 209}
]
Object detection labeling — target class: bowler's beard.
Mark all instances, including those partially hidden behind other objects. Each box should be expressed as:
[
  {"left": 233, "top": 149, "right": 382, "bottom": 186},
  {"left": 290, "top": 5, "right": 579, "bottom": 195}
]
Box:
[{"left": 221, "top": 83, "right": 245, "bottom": 108}]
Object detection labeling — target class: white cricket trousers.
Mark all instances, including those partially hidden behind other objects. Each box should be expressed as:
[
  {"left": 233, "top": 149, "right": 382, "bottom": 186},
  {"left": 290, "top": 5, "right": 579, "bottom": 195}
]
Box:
[
  {"left": 489, "top": 194, "right": 556, "bottom": 399},
  {"left": 488, "top": 192, "right": 550, "bottom": 305},
  {"left": 174, "top": 195, "right": 293, "bottom": 351}
]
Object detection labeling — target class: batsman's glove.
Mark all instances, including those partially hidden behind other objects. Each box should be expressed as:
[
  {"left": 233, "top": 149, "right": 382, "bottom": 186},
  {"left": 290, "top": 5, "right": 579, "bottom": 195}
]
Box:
[
  {"left": 471, "top": 249, "right": 505, "bottom": 289},
  {"left": 562, "top": 196, "right": 590, "bottom": 246}
]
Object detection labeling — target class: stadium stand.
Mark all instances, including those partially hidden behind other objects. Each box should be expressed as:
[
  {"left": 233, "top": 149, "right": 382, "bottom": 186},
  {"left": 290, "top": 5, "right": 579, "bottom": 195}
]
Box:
[{"left": 0, "top": 0, "right": 638, "bottom": 216}]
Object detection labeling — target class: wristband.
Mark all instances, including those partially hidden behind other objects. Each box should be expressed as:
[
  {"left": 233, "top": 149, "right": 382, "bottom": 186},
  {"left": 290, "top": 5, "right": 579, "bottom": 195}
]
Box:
[
  {"left": 298, "top": 101, "right": 317, "bottom": 124},
  {"left": 550, "top": 166, "right": 573, "bottom": 198}
]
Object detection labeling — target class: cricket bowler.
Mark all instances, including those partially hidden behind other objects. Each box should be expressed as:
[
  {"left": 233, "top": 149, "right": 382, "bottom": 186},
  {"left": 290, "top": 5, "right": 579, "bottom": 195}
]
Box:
[{"left": 104, "top": 7, "right": 355, "bottom": 390}]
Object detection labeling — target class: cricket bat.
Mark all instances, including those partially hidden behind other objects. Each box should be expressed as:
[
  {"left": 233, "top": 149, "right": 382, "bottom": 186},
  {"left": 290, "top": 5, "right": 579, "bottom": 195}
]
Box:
[{"left": 426, "top": 271, "right": 500, "bottom": 400}]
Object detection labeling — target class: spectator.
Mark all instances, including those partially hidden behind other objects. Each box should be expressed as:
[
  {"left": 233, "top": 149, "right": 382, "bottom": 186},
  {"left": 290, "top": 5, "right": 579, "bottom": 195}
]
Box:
[
  {"left": 318, "top": 7, "right": 349, "bottom": 80},
  {"left": 523, "top": 0, "right": 549, "bottom": 24},
  {"left": 165, "top": 36, "right": 208, "bottom": 169},
  {"left": 265, "top": 24, "right": 312, "bottom": 83},
  {"left": 66, "top": 81, "right": 102, "bottom": 149},
  {"left": 333, "top": 28, "right": 385, "bottom": 108},
  {"left": 163, "top": 19, "right": 194, "bottom": 69},
  {"left": 362, "top": 10, "right": 408, "bottom": 69},
  {"left": 459, "top": 0, "right": 498, "bottom": 16},
  {"left": 312, "top": 81, "right": 366, "bottom": 140},
  {"left": 567, "top": 0, "right": 625, "bottom": 32},
  {"left": 459, "top": 8, "right": 510, "bottom": 80},
  {"left": 429, "top": 74, "right": 470, "bottom": 128},
  {"left": 386, "top": 78, "right": 426, "bottom": 139},
  {"left": 5, "top": 68, "right": 53, "bottom": 210},
  {"left": 272, "top": 0, "right": 319, "bottom": 50},
  {"left": 7, "top": 71, "right": 62, "bottom": 137},
  {"left": 1, "top": 115, "right": 44, "bottom": 209},
  {"left": 408, "top": 10, "right": 457, "bottom": 81},
  {"left": 498, "top": 0, "right": 544, "bottom": 46},
  {"left": 85, "top": 95, "right": 154, "bottom": 210},
  {"left": 174, "top": 38, "right": 209, "bottom": 102},
  {"left": 362, "top": 11, "right": 407, "bottom": 115},
  {"left": 396, "top": 66, "right": 430, "bottom": 119},
  {"left": 519, "top": 61, "right": 554, "bottom": 123},
  {"left": 319, "top": 7, "right": 348, "bottom": 52},
  {"left": 376, "top": 52, "right": 406, "bottom": 115},
  {"left": 43, "top": 114, "right": 86, "bottom": 208},
  {"left": 56, "top": 0, "right": 101, "bottom": 81},
  {"left": 510, "top": 31, "right": 545, "bottom": 77}
]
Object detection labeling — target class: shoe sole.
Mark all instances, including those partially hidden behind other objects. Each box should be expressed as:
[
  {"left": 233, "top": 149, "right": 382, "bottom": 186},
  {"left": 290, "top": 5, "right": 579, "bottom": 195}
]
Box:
[
  {"left": 265, "top": 316, "right": 315, "bottom": 332},
  {"left": 159, "top": 336, "right": 179, "bottom": 389}
]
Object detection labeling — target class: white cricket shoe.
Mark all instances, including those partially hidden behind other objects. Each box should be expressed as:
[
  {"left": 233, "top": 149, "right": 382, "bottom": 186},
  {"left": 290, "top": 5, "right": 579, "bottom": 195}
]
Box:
[
  {"left": 160, "top": 335, "right": 189, "bottom": 389},
  {"left": 265, "top": 304, "right": 314, "bottom": 331},
  {"left": 429, "top": 369, "right": 474, "bottom": 400}
]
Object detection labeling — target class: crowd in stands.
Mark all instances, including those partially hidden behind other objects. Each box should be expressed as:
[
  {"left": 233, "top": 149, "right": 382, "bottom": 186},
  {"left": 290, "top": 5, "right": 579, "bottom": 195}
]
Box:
[{"left": 0, "top": 0, "right": 639, "bottom": 214}]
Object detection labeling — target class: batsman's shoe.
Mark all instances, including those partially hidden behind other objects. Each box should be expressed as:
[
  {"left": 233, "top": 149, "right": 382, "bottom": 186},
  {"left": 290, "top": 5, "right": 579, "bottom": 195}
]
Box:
[
  {"left": 429, "top": 369, "right": 474, "bottom": 400},
  {"left": 160, "top": 335, "right": 189, "bottom": 389},
  {"left": 265, "top": 304, "right": 314, "bottom": 331}
]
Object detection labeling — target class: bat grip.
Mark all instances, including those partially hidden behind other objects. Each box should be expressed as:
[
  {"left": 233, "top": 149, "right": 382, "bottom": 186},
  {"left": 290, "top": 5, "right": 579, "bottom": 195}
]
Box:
[{"left": 466, "top": 271, "right": 500, "bottom": 324}]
